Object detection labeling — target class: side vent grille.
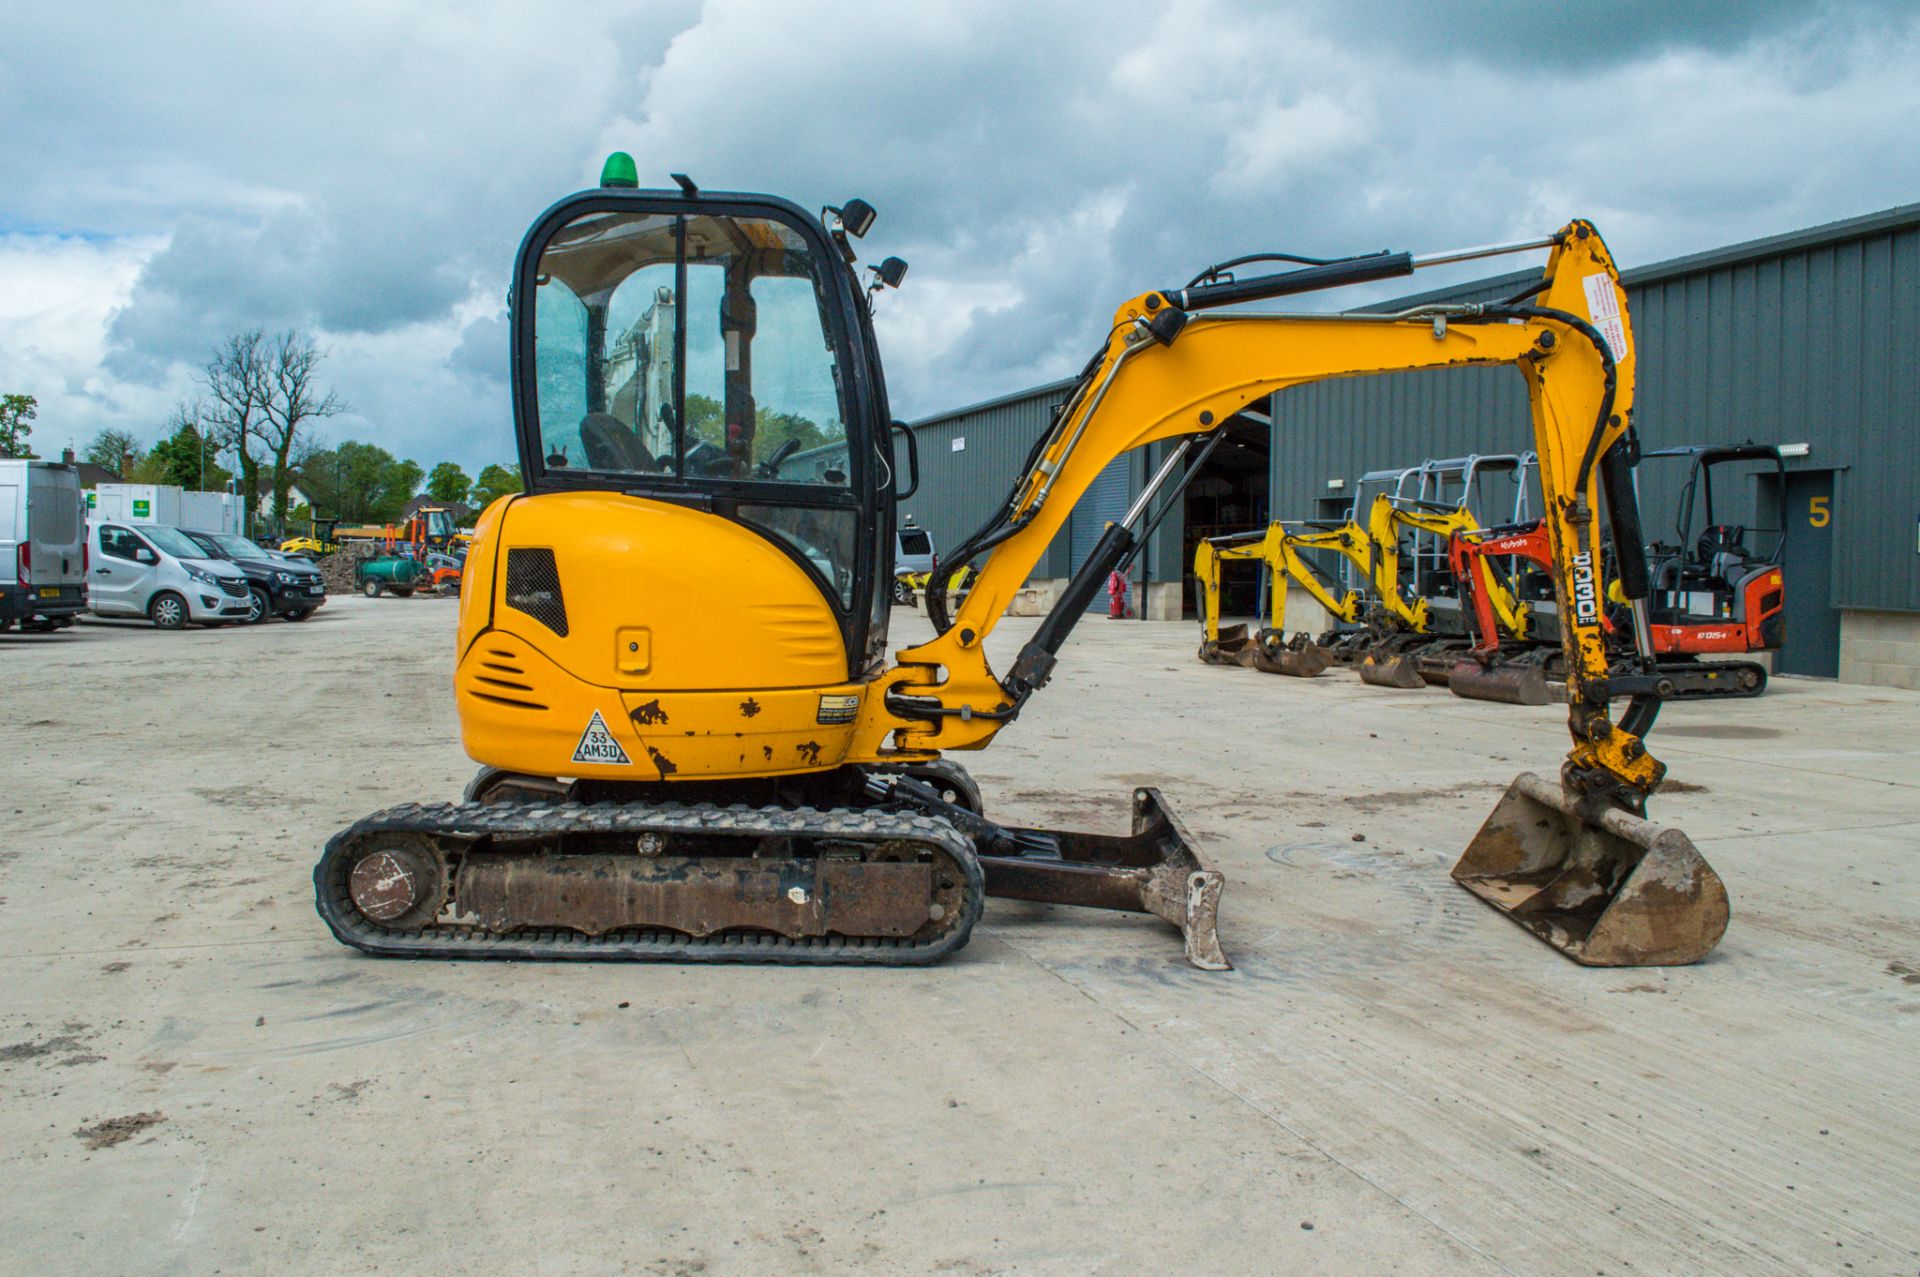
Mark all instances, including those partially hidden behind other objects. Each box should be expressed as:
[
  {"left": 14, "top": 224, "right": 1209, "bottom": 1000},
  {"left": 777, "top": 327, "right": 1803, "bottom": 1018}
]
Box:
[{"left": 505, "top": 548, "right": 568, "bottom": 637}]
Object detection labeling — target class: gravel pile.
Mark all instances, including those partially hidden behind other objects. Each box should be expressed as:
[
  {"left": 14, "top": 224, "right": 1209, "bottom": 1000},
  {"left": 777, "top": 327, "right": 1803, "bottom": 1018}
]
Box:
[{"left": 315, "top": 551, "right": 362, "bottom": 595}]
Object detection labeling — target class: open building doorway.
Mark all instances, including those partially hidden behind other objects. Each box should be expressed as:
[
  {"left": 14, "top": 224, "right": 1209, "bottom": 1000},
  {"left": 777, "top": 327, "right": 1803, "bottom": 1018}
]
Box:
[{"left": 1178, "top": 412, "right": 1271, "bottom": 618}]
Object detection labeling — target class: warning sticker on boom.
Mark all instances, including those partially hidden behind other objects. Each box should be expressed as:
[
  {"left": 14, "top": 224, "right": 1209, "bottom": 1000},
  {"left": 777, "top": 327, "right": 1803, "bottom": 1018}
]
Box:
[
  {"left": 571, "top": 710, "right": 632, "bottom": 766},
  {"left": 1582, "top": 274, "right": 1631, "bottom": 363}
]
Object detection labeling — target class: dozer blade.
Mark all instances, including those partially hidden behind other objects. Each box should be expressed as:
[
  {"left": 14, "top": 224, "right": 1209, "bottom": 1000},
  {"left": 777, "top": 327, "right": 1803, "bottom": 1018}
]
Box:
[
  {"left": 979, "top": 788, "right": 1230, "bottom": 970},
  {"left": 1452, "top": 771, "right": 1728, "bottom": 966},
  {"left": 1357, "top": 652, "right": 1425, "bottom": 688},
  {"left": 1448, "top": 658, "right": 1555, "bottom": 705}
]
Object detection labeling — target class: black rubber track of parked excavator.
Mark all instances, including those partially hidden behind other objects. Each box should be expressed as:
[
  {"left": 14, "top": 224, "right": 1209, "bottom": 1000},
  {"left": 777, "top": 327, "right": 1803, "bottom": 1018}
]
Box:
[{"left": 314, "top": 800, "right": 984, "bottom": 966}]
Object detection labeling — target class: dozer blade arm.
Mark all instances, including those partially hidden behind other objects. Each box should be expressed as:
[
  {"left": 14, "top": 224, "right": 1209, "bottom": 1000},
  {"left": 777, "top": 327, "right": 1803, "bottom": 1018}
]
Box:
[{"left": 979, "top": 788, "right": 1230, "bottom": 971}]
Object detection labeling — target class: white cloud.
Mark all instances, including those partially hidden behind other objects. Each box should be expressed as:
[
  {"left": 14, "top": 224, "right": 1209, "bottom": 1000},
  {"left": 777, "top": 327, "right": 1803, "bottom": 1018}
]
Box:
[
  {"left": 1, "top": 0, "right": 1916, "bottom": 473},
  {"left": 0, "top": 232, "right": 193, "bottom": 454}
]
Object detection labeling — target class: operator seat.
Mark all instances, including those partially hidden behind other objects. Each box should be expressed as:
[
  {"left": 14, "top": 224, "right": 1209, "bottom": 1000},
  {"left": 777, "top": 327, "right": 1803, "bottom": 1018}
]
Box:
[
  {"left": 1698, "top": 524, "right": 1751, "bottom": 590},
  {"left": 579, "top": 412, "right": 654, "bottom": 472}
]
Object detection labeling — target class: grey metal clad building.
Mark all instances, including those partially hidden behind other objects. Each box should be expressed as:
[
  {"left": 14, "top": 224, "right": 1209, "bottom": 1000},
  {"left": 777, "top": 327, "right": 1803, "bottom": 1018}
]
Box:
[
  {"left": 899, "top": 378, "right": 1076, "bottom": 585},
  {"left": 910, "top": 201, "right": 1920, "bottom": 687},
  {"left": 904, "top": 380, "right": 1267, "bottom": 618}
]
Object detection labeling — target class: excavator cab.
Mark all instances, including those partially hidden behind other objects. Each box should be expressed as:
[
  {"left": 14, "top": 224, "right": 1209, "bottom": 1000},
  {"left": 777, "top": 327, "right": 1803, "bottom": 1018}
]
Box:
[
  {"left": 511, "top": 181, "right": 899, "bottom": 680},
  {"left": 1637, "top": 443, "right": 1787, "bottom": 650}
]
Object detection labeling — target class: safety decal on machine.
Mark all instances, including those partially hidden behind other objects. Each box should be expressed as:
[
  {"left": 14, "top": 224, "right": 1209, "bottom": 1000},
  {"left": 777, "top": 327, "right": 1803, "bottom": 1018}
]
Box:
[
  {"left": 571, "top": 710, "right": 632, "bottom": 766},
  {"left": 1581, "top": 274, "right": 1631, "bottom": 363},
  {"left": 817, "top": 694, "right": 859, "bottom": 725}
]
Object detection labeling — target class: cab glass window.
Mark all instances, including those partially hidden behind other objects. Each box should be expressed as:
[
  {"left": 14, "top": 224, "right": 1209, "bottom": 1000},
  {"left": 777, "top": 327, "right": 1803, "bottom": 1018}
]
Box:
[{"left": 531, "top": 210, "right": 851, "bottom": 488}]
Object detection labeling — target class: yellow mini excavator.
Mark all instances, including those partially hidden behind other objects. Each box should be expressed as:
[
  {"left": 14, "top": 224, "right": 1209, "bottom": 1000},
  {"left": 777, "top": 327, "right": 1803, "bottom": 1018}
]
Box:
[
  {"left": 314, "top": 157, "right": 1729, "bottom": 968},
  {"left": 1353, "top": 495, "right": 1530, "bottom": 689},
  {"left": 1194, "top": 521, "right": 1372, "bottom": 676}
]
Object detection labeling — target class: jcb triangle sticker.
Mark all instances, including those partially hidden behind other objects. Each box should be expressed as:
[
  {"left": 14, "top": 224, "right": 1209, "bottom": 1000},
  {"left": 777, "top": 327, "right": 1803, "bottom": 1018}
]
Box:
[{"left": 571, "top": 710, "right": 632, "bottom": 766}]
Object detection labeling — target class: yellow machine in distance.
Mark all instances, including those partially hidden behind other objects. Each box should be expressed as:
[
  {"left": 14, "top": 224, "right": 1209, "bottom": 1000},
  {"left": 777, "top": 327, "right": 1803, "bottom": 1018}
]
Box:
[
  {"left": 314, "top": 159, "right": 1729, "bottom": 970},
  {"left": 1195, "top": 495, "right": 1530, "bottom": 684},
  {"left": 1352, "top": 496, "right": 1531, "bottom": 688},
  {"left": 1194, "top": 520, "right": 1372, "bottom": 675}
]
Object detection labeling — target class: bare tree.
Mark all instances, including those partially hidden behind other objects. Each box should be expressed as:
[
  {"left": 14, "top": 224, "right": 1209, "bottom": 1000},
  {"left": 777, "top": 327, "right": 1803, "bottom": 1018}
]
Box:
[
  {"left": 260, "top": 330, "right": 344, "bottom": 526},
  {"left": 201, "top": 331, "right": 271, "bottom": 523},
  {"left": 83, "top": 428, "right": 143, "bottom": 478}
]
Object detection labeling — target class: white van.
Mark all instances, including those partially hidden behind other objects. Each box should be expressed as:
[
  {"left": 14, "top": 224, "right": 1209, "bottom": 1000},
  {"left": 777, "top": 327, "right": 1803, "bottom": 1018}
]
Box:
[
  {"left": 86, "top": 521, "right": 252, "bottom": 628},
  {"left": 1, "top": 460, "right": 89, "bottom": 633}
]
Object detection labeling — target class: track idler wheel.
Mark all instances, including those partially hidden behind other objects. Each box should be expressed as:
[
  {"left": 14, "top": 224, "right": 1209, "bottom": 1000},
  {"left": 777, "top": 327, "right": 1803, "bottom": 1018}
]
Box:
[{"left": 341, "top": 834, "right": 449, "bottom": 931}]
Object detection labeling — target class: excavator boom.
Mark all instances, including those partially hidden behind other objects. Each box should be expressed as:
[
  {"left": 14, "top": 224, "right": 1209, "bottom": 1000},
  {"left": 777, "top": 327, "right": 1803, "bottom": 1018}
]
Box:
[{"left": 889, "top": 221, "right": 1725, "bottom": 964}]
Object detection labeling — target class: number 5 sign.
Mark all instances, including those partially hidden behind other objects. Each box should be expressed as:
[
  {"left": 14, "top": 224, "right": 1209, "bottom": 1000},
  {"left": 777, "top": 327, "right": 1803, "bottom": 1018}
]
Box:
[{"left": 1808, "top": 495, "right": 1830, "bottom": 528}]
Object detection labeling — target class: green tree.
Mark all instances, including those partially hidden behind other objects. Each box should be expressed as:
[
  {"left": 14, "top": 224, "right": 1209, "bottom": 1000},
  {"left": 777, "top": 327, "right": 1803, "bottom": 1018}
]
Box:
[
  {"left": 301, "top": 440, "right": 423, "bottom": 523},
  {"left": 754, "top": 407, "right": 827, "bottom": 455},
  {"left": 84, "top": 428, "right": 142, "bottom": 478},
  {"left": 0, "top": 394, "right": 37, "bottom": 458},
  {"left": 685, "top": 392, "right": 723, "bottom": 446},
  {"left": 386, "top": 458, "right": 425, "bottom": 518},
  {"left": 141, "top": 417, "right": 232, "bottom": 490},
  {"left": 683, "top": 395, "right": 826, "bottom": 467},
  {"left": 471, "top": 462, "right": 524, "bottom": 507},
  {"left": 426, "top": 461, "right": 472, "bottom": 504}
]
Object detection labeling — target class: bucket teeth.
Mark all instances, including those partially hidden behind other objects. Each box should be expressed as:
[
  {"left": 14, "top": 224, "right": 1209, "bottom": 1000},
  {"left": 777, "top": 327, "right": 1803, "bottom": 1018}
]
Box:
[{"left": 1452, "top": 772, "right": 1729, "bottom": 966}]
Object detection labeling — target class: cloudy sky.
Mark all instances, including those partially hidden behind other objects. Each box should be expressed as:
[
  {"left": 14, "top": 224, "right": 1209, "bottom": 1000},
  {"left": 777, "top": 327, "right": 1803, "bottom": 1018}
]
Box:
[{"left": 3, "top": 0, "right": 1916, "bottom": 475}]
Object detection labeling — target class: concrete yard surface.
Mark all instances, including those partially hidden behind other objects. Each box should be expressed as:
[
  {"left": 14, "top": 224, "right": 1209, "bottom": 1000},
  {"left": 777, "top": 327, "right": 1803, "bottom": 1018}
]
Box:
[{"left": 2, "top": 598, "right": 1916, "bottom": 1275}]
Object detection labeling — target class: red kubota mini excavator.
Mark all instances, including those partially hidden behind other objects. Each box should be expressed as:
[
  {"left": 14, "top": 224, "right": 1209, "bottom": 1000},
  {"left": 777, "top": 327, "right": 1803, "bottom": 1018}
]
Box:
[{"left": 1449, "top": 442, "right": 1785, "bottom": 705}]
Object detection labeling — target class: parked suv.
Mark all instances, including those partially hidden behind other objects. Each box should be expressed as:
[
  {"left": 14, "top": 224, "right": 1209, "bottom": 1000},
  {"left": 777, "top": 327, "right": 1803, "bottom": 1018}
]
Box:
[
  {"left": 87, "top": 522, "right": 252, "bottom": 628},
  {"left": 182, "top": 530, "right": 328, "bottom": 623}
]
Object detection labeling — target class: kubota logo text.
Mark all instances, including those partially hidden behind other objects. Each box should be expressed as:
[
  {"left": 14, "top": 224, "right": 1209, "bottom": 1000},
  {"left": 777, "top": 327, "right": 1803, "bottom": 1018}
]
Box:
[{"left": 1572, "top": 552, "right": 1598, "bottom": 626}]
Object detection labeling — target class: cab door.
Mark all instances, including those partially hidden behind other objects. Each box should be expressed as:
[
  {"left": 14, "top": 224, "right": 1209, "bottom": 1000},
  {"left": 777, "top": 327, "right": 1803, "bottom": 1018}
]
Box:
[{"left": 91, "top": 524, "right": 157, "bottom": 614}]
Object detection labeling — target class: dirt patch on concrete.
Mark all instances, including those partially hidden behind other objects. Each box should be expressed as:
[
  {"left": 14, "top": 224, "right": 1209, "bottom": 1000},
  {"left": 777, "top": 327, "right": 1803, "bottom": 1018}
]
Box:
[
  {"left": 75, "top": 1112, "right": 166, "bottom": 1149},
  {"left": 1655, "top": 724, "right": 1782, "bottom": 740}
]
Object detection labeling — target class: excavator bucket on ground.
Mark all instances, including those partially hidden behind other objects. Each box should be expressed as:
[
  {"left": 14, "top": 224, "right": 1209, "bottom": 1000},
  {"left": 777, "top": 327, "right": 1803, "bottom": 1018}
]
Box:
[
  {"left": 1251, "top": 630, "right": 1333, "bottom": 677},
  {"left": 1451, "top": 772, "right": 1728, "bottom": 965},
  {"left": 1199, "top": 624, "right": 1331, "bottom": 677},
  {"left": 1448, "top": 657, "right": 1555, "bottom": 705},
  {"left": 1198, "top": 622, "right": 1259, "bottom": 667},
  {"left": 1357, "top": 651, "right": 1425, "bottom": 688}
]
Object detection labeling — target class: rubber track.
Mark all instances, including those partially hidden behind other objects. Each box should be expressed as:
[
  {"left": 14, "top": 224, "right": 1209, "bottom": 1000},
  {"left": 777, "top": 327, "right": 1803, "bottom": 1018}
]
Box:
[{"left": 314, "top": 800, "right": 985, "bottom": 966}]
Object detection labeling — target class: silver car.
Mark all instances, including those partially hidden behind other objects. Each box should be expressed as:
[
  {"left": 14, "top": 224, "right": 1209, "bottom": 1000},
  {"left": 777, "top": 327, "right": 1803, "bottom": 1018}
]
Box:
[{"left": 87, "top": 522, "right": 253, "bottom": 628}]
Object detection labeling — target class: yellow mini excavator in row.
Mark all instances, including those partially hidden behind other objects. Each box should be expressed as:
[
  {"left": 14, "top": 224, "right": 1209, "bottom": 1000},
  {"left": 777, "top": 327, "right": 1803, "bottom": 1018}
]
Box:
[
  {"left": 1194, "top": 498, "right": 1530, "bottom": 686},
  {"left": 1352, "top": 495, "right": 1531, "bottom": 688},
  {"left": 1194, "top": 521, "right": 1371, "bottom": 676},
  {"left": 314, "top": 156, "right": 1729, "bottom": 969}
]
